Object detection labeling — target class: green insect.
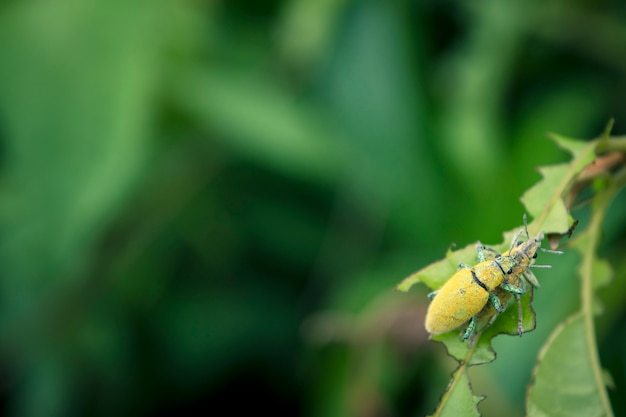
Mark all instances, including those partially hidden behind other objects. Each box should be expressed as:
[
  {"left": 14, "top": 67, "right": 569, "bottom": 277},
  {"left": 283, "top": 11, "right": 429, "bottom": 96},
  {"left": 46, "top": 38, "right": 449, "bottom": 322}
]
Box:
[{"left": 425, "top": 215, "right": 561, "bottom": 341}]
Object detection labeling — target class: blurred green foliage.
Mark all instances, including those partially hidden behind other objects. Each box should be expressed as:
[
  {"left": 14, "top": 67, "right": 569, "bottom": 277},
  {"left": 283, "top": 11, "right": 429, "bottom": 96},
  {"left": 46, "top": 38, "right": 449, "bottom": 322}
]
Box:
[{"left": 0, "top": 0, "right": 624, "bottom": 416}]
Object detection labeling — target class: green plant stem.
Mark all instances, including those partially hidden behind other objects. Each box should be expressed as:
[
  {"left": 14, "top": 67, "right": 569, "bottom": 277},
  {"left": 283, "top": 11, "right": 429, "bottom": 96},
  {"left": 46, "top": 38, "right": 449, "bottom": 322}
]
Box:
[
  {"left": 580, "top": 179, "right": 617, "bottom": 417},
  {"left": 596, "top": 136, "right": 626, "bottom": 153}
]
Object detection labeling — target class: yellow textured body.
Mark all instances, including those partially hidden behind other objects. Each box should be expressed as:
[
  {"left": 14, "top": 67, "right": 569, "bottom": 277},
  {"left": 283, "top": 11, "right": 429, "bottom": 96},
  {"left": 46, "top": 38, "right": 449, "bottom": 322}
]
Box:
[{"left": 425, "top": 257, "right": 516, "bottom": 335}]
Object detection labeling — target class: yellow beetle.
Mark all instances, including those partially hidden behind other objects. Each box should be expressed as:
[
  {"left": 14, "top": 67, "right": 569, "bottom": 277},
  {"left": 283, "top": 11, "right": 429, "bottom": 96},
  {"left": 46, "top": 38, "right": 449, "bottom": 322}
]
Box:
[
  {"left": 425, "top": 215, "right": 559, "bottom": 340},
  {"left": 424, "top": 254, "right": 520, "bottom": 340}
]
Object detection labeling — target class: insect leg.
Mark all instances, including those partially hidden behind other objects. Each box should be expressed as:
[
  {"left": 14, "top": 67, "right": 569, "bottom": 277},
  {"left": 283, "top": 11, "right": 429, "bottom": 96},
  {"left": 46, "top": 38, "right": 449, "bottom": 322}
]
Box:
[
  {"left": 488, "top": 292, "right": 503, "bottom": 312},
  {"left": 477, "top": 245, "right": 499, "bottom": 262},
  {"left": 462, "top": 316, "right": 477, "bottom": 340},
  {"left": 499, "top": 281, "right": 525, "bottom": 295},
  {"left": 522, "top": 270, "right": 540, "bottom": 288},
  {"left": 514, "top": 294, "right": 524, "bottom": 336}
]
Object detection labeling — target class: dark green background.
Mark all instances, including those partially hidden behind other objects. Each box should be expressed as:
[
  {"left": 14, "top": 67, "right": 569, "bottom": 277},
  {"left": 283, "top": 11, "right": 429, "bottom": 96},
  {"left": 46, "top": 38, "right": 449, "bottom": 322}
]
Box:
[{"left": 0, "top": 1, "right": 624, "bottom": 416}]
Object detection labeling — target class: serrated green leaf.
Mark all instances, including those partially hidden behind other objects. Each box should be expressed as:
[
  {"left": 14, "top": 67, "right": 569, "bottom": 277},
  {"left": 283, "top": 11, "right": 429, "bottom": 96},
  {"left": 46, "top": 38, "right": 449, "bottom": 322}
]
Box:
[
  {"left": 432, "top": 332, "right": 465, "bottom": 360},
  {"left": 428, "top": 368, "right": 484, "bottom": 417},
  {"left": 527, "top": 314, "right": 610, "bottom": 417},
  {"left": 521, "top": 134, "right": 596, "bottom": 235},
  {"left": 431, "top": 332, "right": 489, "bottom": 364},
  {"left": 528, "top": 172, "right": 616, "bottom": 417},
  {"left": 521, "top": 165, "right": 572, "bottom": 233},
  {"left": 465, "top": 334, "right": 496, "bottom": 366},
  {"left": 551, "top": 134, "right": 597, "bottom": 162}
]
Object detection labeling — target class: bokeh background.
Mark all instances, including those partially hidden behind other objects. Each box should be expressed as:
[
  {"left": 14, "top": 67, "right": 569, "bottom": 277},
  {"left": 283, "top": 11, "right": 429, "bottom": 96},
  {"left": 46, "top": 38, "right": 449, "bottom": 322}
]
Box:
[{"left": 0, "top": 0, "right": 625, "bottom": 416}]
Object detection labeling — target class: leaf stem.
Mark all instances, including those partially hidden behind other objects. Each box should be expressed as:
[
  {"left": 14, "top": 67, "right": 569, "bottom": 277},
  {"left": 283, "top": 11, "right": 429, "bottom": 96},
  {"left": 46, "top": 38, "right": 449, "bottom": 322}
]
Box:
[
  {"left": 580, "top": 180, "right": 615, "bottom": 417},
  {"left": 596, "top": 136, "right": 626, "bottom": 153}
]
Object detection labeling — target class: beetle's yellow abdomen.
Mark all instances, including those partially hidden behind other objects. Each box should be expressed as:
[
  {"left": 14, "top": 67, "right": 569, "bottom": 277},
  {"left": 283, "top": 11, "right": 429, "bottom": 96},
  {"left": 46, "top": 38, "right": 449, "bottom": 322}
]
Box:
[
  {"left": 425, "top": 268, "right": 488, "bottom": 334},
  {"left": 425, "top": 257, "right": 515, "bottom": 335}
]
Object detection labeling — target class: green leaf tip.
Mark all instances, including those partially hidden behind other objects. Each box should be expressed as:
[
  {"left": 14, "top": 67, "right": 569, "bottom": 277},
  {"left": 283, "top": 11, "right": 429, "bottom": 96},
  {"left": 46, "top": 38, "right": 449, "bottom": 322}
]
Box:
[{"left": 549, "top": 134, "right": 593, "bottom": 158}]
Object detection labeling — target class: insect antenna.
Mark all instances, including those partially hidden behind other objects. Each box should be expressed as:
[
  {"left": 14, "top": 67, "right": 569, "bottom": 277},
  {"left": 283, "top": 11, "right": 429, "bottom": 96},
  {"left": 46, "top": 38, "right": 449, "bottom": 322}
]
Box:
[
  {"left": 522, "top": 213, "right": 530, "bottom": 240},
  {"left": 509, "top": 214, "right": 532, "bottom": 251},
  {"left": 509, "top": 228, "right": 525, "bottom": 251},
  {"left": 540, "top": 248, "right": 564, "bottom": 255}
]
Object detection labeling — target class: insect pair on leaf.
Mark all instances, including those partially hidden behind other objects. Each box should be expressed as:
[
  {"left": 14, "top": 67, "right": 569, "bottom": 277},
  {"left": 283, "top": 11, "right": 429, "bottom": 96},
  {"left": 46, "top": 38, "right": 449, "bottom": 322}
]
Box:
[{"left": 425, "top": 215, "right": 562, "bottom": 341}]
